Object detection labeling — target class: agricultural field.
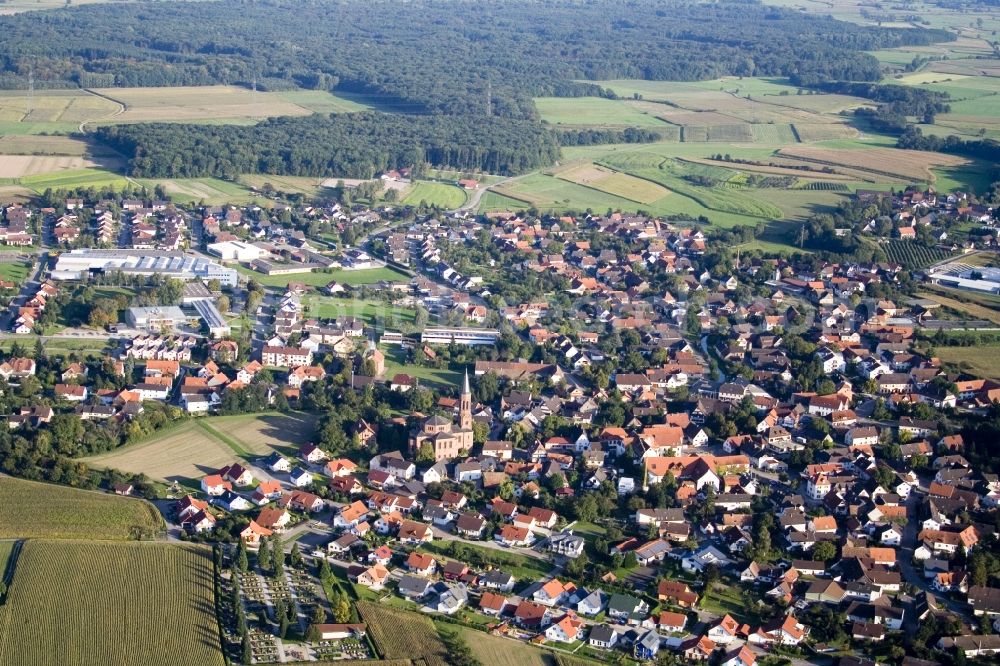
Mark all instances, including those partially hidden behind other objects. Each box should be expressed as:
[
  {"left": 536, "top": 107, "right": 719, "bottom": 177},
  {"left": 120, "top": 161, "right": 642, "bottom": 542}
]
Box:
[
  {"left": 535, "top": 96, "right": 670, "bottom": 127},
  {"left": 0, "top": 89, "right": 119, "bottom": 134},
  {"left": 477, "top": 190, "right": 533, "bottom": 212},
  {"left": 356, "top": 601, "right": 450, "bottom": 665},
  {"left": 84, "top": 413, "right": 316, "bottom": 485},
  {"left": 0, "top": 540, "right": 224, "bottom": 666},
  {"left": 301, "top": 295, "right": 416, "bottom": 327},
  {"left": 237, "top": 265, "right": 410, "bottom": 288},
  {"left": 882, "top": 240, "right": 955, "bottom": 269},
  {"left": 238, "top": 174, "right": 328, "bottom": 197},
  {"left": 0, "top": 477, "right": 163, "bottom": 540},
  {"left": 92, "top": 85, "right": 361, "bottom": 124},
  {"left": 133, "top": 177, "right": 257, "bottom": 205},
  {"left": 554, "top": 163, "right": 670, "bottom": 204},
  {"left": 917, "top": 286, "right": 1000, "bottom": 326},
  {"left": 936, "top": 345, "right": 1000, "bottom": 381},
  {"left": 775, "top": 146, "right": 968, "bottom": 183},
  {"left": 0, "top": 154, "right": 124, "bottom": 179},
  {"left": 451, "top": 625, "right": 560, "bottom": 666},
  {"left": 16, "top": 168, "right": 129, "bottom": 193},
  {"left": 400, "top": 181, "right": 468, "bottom": 208}
]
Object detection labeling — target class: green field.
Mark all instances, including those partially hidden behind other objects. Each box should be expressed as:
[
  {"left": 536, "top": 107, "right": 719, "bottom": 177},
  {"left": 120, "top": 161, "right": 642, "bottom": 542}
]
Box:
[
  {"left": 17, "top": 168, "right": 129, "bottom": 192},
  {"left": 937, "top": 346, "right": 1000, "bottom": 381},
  {"left": 381, "top": 346, "right": 463, "bottom": 388},
  {"left": 478, "top": 190, "right": 532, "bottom": 212},
  {"left": 400, "top": 181, "right": 469, "bottom": 209},
  {"left": 536, "top": 96, "right": 671, "bottom": 127},
  {"left": 0, "top": 261, "right": 30, "bottom": 283},
  {"left": 134, "top": 177, "right": 257, "bottom": 205},
  {"left": 0, "top": 477, "right": 163, "bottom": 540},
  {"left": 0, "top": 540, "right": 224, "bottom": 666},
  {"left": 302, "top": 295, "right": 416, "bottom": 327},
  {"left": 237, "top": 265, "right": 410, "bottom": 288}
]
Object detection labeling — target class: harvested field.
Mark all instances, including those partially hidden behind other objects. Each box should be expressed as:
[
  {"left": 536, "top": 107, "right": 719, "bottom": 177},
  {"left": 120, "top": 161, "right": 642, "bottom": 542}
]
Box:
[
  {"left": 0, "top": 154, "right": 124, "bottom": 178},
  {"left": 0, "top": 89, "right": 118, "bottom": 127},
  {"left": 750, "top": 123, "right": 798, "bottom": 143},
  {"left": 0, "top": 135, "right": 97, "bottom": 156},
  {"left": 93, "top": 85, "right": 315, "bottom": 123},
  {"left": 776, "top": 146, "right": 967, "bottom": 182},
  {"left": 792, "top": 123, "right": 859, "bottom": 141},
  {"left": 202, "top": 412, "right": 318, "bottom": 455},
  {"left": 555, "top": 163, "right": 670, "bottom": 204},
  {"left": 918, "top": 287, "right": 1000, "bottom": 326},
  {"left": 83, "top": 421, "right": 240, "bottom": 485},
  {"left": 0, "top": 477, "right": 163, "bottom": 540},
  {"left": 0, "top": 540, "right": 223, "bottom": 666},
  {"left": 662, "top": 111, "right": 745, "bottom": 126},
  {"left": 133, "top": 177, "right": 254, "bottom": 205},
  {"left": 451, "top": 625, "right": 557, "bottom": 666}
]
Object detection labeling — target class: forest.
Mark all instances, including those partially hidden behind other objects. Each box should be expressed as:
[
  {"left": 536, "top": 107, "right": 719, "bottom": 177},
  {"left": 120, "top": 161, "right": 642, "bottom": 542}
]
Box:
[
  {"left": 95, "top": 113, "right": 561, "bottom": 177},
  {"left": 0, "top": 0, "right": 952, "bottom": 177},
  {"left": 0, "top": 0, "right": 950, "bottom": 119}
]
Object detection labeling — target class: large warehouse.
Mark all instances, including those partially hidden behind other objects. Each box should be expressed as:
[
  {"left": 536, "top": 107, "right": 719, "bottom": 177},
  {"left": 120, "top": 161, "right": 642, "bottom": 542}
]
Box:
[{"left": 51, "top": 249, "right": 239, "bottom": 287}]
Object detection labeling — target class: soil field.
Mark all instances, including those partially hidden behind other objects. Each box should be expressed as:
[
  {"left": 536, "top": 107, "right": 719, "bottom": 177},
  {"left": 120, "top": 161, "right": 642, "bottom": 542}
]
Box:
[
  {"left": 0, "top": 477, "right": 163, "bottom": 540},
  {"left": 555, "top": 163, "right": 670, "bottom": 203},
  {"left": 776, "top": 146, "right": 968, "bottom": 182},
  {"left": 0, "top": 540, "right": 223, "bottom": 666}
]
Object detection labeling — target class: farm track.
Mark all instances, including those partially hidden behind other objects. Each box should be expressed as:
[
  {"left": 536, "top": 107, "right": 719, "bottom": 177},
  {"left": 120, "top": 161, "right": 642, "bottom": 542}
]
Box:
[{"left": 79, "top": 88, "right": 126, "bottom": 132}]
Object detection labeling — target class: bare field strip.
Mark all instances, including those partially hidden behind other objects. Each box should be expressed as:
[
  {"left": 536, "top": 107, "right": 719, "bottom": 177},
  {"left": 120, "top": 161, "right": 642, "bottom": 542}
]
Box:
[
  {"left": 93, "top": 85, "right": 314, "bottom": 123},
  {"left": 555, "top": 163, "right": 670, "bottom": 204},
  {"left": 662, "top": 111, "right": 746, "bottom": 126},
  {"left": 677, "top": 157, "right": 855, "bottom": 180},
  {"left": 0, "top": 136, "right": 94, "bottom": 155},
  {"left": 0, "top": 154, "right": 124, "bottom": 178},
  {"left": 776, "top": 146, "right": 967, "bottom": 182}
]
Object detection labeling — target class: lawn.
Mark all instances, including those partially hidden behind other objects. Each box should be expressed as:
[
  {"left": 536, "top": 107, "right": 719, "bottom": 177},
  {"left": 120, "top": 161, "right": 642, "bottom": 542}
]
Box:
[
  {"left": 0, "top": 477, "right": 163, "bottom": 540},
  {"left": 400, "top": 181, "right": 468, "bottom": 209},
  {"left": 0, "top": 540, "right": 224, "bottom": 666},
  {"left": 699, "top": 582, "right": 757, "bottom": 624},
  {"left": 237, "top": 265, "right": 410, "bottom": 288},
  {"left": 84, "top": 413, "right": 317, "bottom": 486},
  {"left": 419, "top": 539, "right": 550, "bottom": 581},
  {"left": 302, "top": 295, "right": 416, "bottom": 327},
  {"left": 936, "top": 345, "right": 1000, "bottom": 380},
  {"left": 381, "top": 345, "right": 463, "bottom": 388},
  {"left": 0, "top": 261, "right": 30, "bottom": 283},
  {"left": 535, "top": 96, "right": 671, "bottom": 127}
]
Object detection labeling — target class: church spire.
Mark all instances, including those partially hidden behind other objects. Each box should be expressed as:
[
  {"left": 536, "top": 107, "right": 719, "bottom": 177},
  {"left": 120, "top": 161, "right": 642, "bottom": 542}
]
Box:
[{"left": 458, "top": 368, "right": 472, "bottom": 430}]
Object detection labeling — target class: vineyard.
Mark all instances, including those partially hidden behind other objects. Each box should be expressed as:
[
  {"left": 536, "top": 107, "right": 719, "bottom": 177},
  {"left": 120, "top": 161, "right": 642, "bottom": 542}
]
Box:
[
  {"left": 0, "top": 540, "right": 224, "bottom": 666},
  {"left": 883, "top": 240, "right": 954, "bottom": 269},
  {"left": 797, "top": 181, "right": 849, "bottom": 191},
  {"left": 0, "top": 477, "right": 164, "bottom": 540},
  {"left": 356, "top": 601, "right": 449, "bottom": 666}
]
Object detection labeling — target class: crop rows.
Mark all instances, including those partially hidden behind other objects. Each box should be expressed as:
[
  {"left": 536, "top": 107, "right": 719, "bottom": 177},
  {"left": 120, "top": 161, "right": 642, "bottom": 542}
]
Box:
[
  {"left": 797, "top": 181, "right": 849, "bottom": 191},
  {"left": 356, "top": 601, "right": 449, "bottom": 665},
  {"left": 883, "top": 240, "right": 954, "bottom": 269},
  {"left": 0, "top": 540, "right": 223, "bottom": 666}
]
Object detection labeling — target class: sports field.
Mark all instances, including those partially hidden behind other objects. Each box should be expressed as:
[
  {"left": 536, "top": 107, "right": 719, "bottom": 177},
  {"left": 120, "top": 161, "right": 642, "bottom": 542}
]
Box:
[
  {"left": 84, "top": 413, "right": 317, "bottom": 485},
  {"left": 400, "top": 181, "right": 468, "bottom": 208},
  {"left": 0, "top": 477, "right": 163, "bottom": 540},
  {"left": 0, "top": 540, "right": 224, "bottom": 666}
]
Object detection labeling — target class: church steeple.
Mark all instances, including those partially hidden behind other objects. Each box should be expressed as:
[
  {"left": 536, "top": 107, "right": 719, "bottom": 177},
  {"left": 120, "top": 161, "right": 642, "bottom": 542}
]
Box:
[{"left": 459, "top": 368, "right": 472, "bottom": 430}]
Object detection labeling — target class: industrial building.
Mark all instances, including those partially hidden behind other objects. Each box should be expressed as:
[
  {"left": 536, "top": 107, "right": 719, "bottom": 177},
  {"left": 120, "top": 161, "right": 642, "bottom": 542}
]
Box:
[
  {"left": 207, "top": 240, "right": 267, "bottom": 263},
  {"left": 192, "top": 299, "right": 231, "bottom": 338},
  {"left": 51, "top": 249, "right": 239, "bottom": 287},
  {"left": 421, "top": 327, "right": 500, "bottom": 346},
  {"left": 126, "top": 306, "right": 190, "bottom": 331}
]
